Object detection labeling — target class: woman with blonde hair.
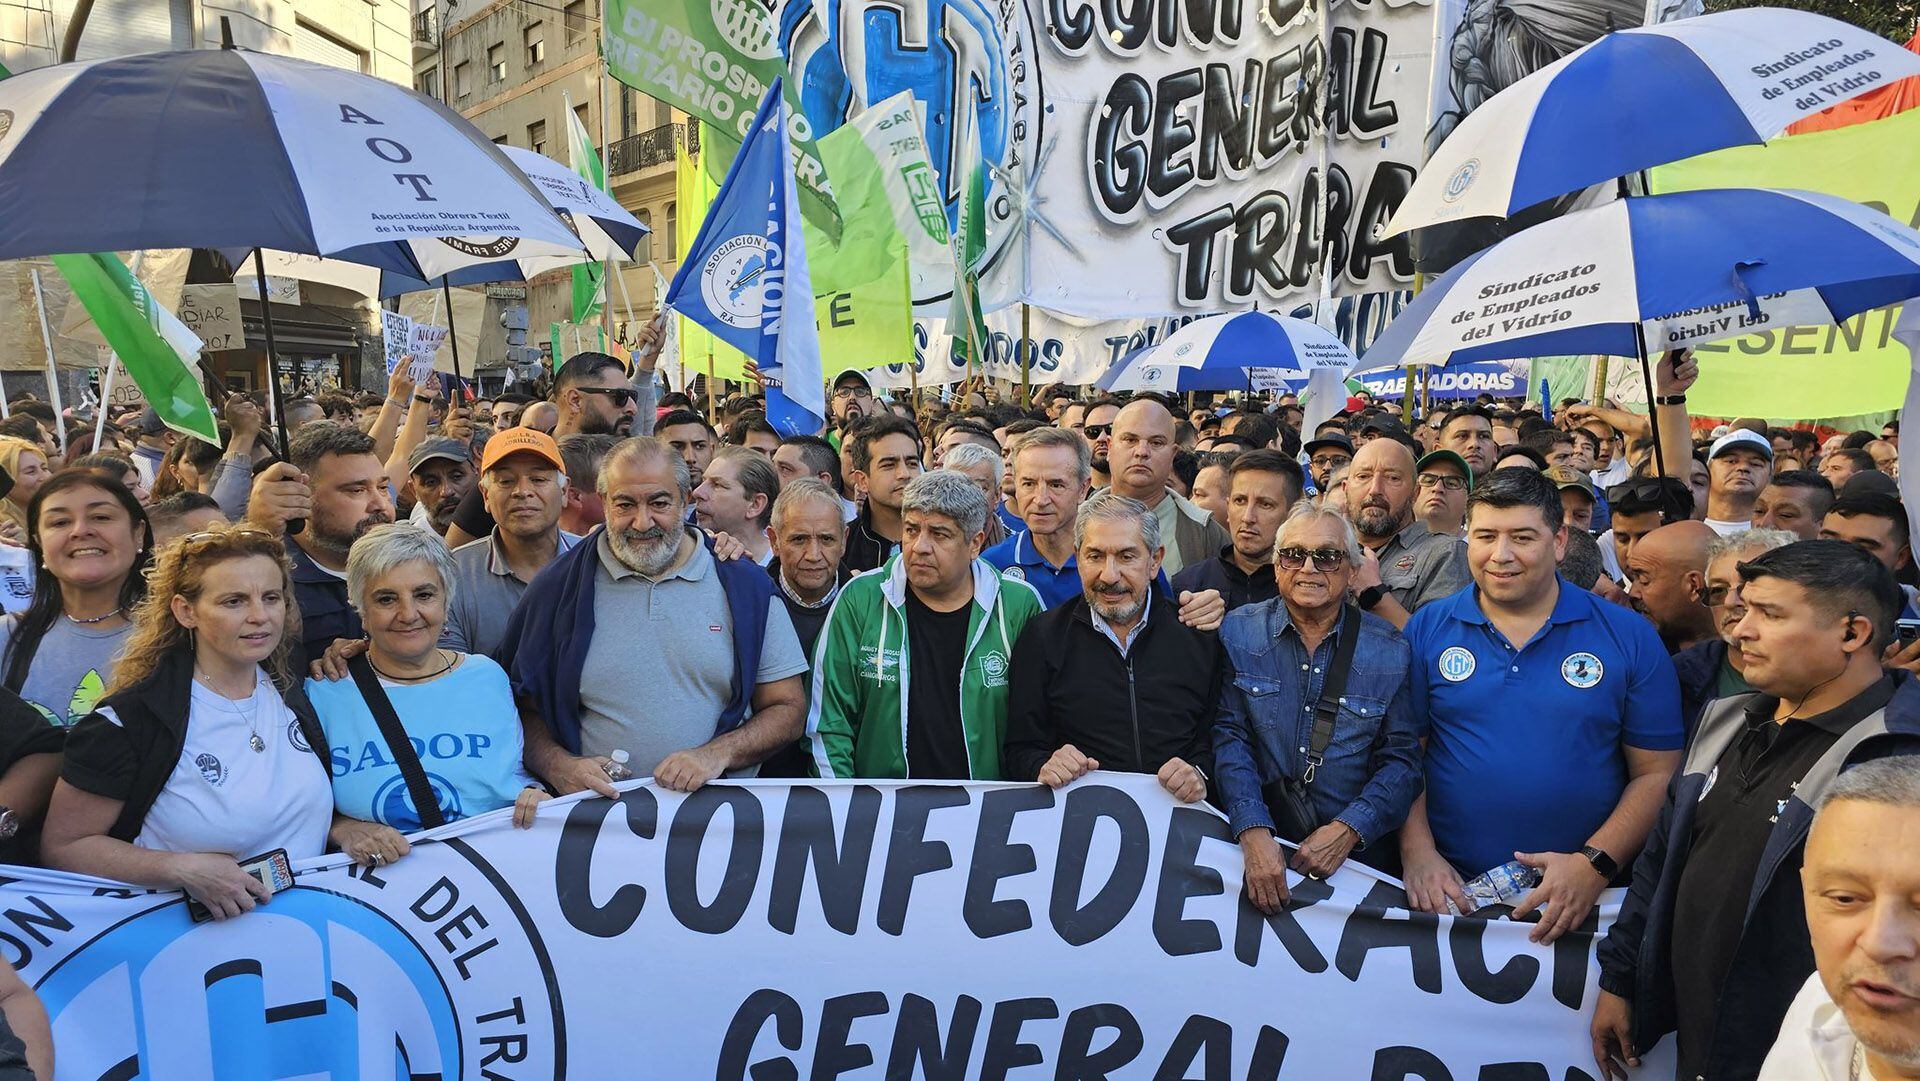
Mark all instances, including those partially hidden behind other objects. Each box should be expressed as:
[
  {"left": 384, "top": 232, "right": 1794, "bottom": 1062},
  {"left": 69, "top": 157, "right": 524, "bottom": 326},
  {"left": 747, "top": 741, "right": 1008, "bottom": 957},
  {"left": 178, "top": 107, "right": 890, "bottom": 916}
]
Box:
[
  {"left": 42, "top": 525, "right": 334, "bottom": 921},
  {"left": 0, "top": 437, "right": 51, "bottom": 542}
]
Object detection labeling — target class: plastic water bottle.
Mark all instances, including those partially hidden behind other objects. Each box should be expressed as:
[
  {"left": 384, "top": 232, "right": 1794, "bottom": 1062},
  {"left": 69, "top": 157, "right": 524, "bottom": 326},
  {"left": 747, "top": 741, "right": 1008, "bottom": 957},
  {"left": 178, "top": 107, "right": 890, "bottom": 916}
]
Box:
[{"left": 603, "top": 749, "right": 633, "bottom": 782}]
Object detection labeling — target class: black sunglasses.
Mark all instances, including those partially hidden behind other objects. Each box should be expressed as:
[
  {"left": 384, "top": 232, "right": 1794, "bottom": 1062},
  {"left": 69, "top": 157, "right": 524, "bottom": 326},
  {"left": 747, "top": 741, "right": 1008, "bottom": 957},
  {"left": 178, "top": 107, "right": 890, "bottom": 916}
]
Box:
[
  {"left": 1083, "top": 424, "right": 1112, "bottom": 439},
  {"left": 578, "top": 387, "right": 638, "bottom": 407},
  {"left": 1275, "top": 546, "right": 1349, "bottom": 570}
]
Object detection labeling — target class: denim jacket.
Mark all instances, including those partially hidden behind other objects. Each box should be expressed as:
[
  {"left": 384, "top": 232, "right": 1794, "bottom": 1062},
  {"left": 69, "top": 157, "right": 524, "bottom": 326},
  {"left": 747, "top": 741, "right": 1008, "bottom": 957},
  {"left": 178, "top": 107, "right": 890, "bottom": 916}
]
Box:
[{"left": 1212, "top": 600, "right": 1423, "bottom": 846}]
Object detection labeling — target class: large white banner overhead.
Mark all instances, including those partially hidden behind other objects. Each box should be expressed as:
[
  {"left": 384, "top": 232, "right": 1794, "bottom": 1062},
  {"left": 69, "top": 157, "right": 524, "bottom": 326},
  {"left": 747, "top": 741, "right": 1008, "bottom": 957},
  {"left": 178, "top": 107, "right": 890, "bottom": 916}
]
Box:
[
  {"left": 1017, "top": 0, "right": 1431, "bottom": 317},
  {"left": 781, "top": 0, "right": 1430, "bottom": 321},
  {"left": 6, "top": 776, "right": 1666, "bottom": 1078}
]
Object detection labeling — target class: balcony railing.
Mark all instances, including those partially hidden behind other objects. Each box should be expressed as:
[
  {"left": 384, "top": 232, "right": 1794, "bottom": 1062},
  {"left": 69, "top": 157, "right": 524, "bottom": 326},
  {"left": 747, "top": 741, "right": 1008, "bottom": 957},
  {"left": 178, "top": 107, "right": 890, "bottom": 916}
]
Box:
[
  {"left": 608, "top": 122, "right": 686, "bottom": 175},
  {"left": 412, "top": 10, "right": 438, "bottom": 46}
]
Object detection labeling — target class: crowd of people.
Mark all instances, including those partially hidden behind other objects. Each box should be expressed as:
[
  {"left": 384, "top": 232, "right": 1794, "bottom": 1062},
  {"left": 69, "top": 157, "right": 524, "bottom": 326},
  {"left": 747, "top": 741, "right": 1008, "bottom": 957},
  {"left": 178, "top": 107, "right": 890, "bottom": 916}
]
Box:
[{"left": 0, "top": 329, "right": 1912, "bottom": 1081}]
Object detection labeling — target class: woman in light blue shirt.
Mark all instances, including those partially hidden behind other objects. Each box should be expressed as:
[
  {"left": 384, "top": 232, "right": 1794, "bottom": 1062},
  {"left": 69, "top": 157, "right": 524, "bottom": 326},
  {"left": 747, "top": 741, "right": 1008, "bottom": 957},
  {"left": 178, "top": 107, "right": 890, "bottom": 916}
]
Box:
[{"left": 307, "top": 523, "right": 550, "bottom": 868}]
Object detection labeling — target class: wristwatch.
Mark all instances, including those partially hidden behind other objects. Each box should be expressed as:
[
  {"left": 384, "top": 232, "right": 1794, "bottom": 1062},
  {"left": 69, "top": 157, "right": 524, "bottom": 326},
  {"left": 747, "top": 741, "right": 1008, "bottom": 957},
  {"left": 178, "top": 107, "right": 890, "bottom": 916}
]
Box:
[
  {"left": 1654, "top": 394, "right": 1687, "bottom": 406},
  {"left": 0, "top": 806, "right": 20, "bottom": 841},
  {"left": 1356, "top": 585, "right": 1387, "bottom": 611},
  {"left": 1581, "top": 844, "right": 1618, "bottom": 880}
]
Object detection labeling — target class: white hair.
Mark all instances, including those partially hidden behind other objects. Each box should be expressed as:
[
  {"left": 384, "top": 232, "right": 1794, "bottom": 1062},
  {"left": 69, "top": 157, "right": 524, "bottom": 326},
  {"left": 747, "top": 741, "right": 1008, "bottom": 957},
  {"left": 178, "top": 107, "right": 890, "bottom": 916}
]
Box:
[
  {"left": 346, "top": 522, "right": 456, "bottom": 611},
  {"left": 942, "top": 442, "right": 1003, "bottom": 486},
  {"left": 902, "top": 470, "right": 988, "bottom": 537},
  {"left": 1073, "top": 491, "right": 1160, "bottom": 552},
  {"left": 1820, "top": 756, "right": 1920, "bottom": 811},
  {"left": 1272, "top": 502, "right": 1365, "bottom": 566}
]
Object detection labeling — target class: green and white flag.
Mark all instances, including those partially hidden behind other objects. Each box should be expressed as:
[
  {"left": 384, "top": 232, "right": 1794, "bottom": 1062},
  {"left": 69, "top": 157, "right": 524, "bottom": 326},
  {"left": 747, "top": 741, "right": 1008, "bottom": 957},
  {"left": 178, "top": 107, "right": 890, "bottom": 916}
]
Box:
[
  {"left": 53, "top": 253, "right": 217, "bottom": 444},
  {"left": 817, "top": 92, "right": 950, "bottom": 312},
  {"left": 601, "top": 0, "right": 834, "bottom": 227},
  {"left": 947, "top": 97, "right": 990, "bottom": 372},
  {"left": 563, "top": 92, "right": 605, "bottom": 325}
]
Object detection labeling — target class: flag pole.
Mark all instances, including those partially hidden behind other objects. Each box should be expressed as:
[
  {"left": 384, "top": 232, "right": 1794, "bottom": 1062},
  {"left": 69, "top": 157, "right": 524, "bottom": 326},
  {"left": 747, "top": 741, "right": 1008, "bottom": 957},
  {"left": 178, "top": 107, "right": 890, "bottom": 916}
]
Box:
[
  {"left": 249, "top": 249, "right": 294, "bottom": 462},
  {"left": 595, "top": 43, "right": 614, "bottom": 344},
  {"left": 441, "top": 280, "right": 464, "bottom": 390},
  {"left": 91, "top": 359, "right": 115, "bottom": 451},
  {"left": 1019, "top": 302, "right": 1032, "bottom": 409},
  {"left": 29, "top": 269, "right": 65, "bottom": 454},
  {"left": 705, "top": 342, "right": 717, "bottom": 426}
]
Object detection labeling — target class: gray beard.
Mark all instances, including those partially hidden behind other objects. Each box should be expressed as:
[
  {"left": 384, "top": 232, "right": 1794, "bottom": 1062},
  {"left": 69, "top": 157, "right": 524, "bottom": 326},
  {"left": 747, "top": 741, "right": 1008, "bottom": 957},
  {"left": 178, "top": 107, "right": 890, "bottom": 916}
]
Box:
[
  {"left": 1090, "top": 591, "right": 1146, "bottom": 627},
  {"left": 610, "top": 526, "right": 683, "bottom": 577},
  {"left": 1355, "top": 503, "right": 1409, "bottom": 541}
]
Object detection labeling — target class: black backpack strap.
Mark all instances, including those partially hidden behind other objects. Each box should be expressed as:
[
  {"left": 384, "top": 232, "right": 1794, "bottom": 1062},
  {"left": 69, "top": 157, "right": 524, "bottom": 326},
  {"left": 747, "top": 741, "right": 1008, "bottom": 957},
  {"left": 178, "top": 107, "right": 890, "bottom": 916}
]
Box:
[
  {"left": 346, "top": 654, "right": 446, "bottom": 830},
  {"left": 1303, "top": 605, "right": 1363, "bottom": 783}
]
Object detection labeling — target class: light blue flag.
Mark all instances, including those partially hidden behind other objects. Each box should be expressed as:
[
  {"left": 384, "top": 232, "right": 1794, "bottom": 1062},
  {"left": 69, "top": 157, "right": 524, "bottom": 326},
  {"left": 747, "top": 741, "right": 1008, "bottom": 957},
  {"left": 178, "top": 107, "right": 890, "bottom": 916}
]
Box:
[{"left": 665, "top": 79, "right": 825, "bottom": 436}]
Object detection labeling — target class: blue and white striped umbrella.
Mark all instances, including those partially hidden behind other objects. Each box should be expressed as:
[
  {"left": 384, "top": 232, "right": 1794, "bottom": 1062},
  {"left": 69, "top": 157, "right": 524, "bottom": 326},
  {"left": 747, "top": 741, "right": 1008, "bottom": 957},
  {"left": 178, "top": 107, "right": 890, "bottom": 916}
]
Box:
[
  {"left": 1362, "top": 187, "right": 1920, "bottom": 370},
  {"left": 1384, "top": 8, "right": 1920, "bottom": 238},
  {"left": 1097, "top": 311, "right": 1354, "bottom": 392},
  {"left": 0, "top": 49, "right": 587, "bottom": 278}
]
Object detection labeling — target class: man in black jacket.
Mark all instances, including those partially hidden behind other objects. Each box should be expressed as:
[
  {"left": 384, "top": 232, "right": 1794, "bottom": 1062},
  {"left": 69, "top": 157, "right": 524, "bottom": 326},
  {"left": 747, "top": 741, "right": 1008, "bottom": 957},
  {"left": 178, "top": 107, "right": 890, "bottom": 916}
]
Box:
[
  {"left": 1593, "top": 541, "right": 1920, "bottom": 1081},
  {"left": 1003, "top": 492, "right": 1220, "bottom": 800},
  {"left": 1169, "top": 449, "right": 1303, "bottom": 613}
]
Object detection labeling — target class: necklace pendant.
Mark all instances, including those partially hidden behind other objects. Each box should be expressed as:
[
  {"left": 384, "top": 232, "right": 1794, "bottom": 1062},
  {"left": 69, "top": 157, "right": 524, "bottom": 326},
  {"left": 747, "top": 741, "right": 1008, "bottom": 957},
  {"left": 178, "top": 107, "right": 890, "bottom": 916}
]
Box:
[{"left": 249, "top": 733, "right": 266, "bottom": 753}]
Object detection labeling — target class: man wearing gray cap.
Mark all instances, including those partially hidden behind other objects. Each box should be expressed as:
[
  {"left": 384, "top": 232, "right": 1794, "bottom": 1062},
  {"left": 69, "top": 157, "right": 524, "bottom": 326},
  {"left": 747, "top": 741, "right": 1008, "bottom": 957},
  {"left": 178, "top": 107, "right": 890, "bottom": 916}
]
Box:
[
  {"left": 406, "top": 436, "right": 475, "bottom": 537},
  {"left": 1703, "top": 429, "right": 1773, "bottom": 537},
  {"left": 128, "top": 407, "right": 174, "bottom": 492}
]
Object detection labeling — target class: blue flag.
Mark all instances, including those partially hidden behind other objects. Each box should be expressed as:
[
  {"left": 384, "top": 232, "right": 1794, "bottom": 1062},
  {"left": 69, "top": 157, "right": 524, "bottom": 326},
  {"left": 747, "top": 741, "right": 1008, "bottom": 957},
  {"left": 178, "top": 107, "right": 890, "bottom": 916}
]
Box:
[
  {"left": 666, "top": 79, "right": 825, "bottom": 436},
  {"left": 1538, "top": 377, "right": 1553, "bottom": 422}
]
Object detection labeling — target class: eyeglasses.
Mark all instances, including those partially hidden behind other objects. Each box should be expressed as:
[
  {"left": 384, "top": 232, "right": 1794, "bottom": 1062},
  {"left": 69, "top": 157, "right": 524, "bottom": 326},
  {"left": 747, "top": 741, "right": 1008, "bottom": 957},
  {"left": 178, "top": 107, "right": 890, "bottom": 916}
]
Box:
[
  {"left": 1309, "top": 454, "right": 1351, "bottom": 470},
  {"left": 578, "top": 387, "right": 638, "bottom": 407},
  {"left": 1083, "top": 424, "right": 1112, "bottom": 440},
  {"left": 1275, "top": 546, "right": 1349, "bottom": 570},
  {"left": 832, "top": 386, "right": 875, "bottom": 400},
  {"left": 1417, "top": 473, "right": 1468, "bottom": 492},
  {"left": 1700, "top": 584, "right": 1735, "bottom": 607},
  {"left": 179, "top": 527, "right": 278, "bottom": 546}
]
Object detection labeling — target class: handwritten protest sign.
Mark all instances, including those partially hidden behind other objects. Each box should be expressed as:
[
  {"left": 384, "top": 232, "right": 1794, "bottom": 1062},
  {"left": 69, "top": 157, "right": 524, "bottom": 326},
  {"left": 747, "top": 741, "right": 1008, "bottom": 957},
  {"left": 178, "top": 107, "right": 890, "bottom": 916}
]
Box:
[
  {"left": 380, "top": 310, "right": 414, "bottom": 376},
  {"left": 175, "top": 285, "right": 244, "bottom": 352}
]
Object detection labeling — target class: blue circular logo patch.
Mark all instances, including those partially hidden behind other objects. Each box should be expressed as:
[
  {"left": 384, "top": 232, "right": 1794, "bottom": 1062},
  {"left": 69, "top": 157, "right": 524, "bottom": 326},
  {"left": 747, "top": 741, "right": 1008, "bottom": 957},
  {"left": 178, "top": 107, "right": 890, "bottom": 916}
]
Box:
[
  {"left": 1438, "top": 646, "right": 1476, "bottom": 682},
  {"left": 1562, "top": 652, "right": 1604, "bottom": 688}
]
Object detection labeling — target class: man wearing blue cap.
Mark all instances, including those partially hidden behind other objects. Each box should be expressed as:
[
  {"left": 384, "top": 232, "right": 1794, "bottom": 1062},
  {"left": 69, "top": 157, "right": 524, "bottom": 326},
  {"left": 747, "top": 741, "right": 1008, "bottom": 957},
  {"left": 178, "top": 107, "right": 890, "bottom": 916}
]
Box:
[{"left": 1703, "top": 428, "right": 1773, "bottom": 537}]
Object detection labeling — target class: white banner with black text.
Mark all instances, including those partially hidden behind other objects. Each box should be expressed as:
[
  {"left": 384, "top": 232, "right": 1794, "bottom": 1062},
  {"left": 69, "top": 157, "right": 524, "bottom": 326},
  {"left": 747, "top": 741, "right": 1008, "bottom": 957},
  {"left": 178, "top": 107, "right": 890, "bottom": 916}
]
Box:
[{"left": 2, "top": 775, "right": 1667, "bottom": 1078}]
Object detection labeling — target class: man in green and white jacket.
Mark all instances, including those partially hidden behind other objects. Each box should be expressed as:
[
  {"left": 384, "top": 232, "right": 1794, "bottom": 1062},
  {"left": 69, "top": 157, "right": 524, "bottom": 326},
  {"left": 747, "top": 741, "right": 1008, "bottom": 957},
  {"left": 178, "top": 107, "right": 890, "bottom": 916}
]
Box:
[{"left": 809, "top": 470, "right": 1044, "bottom": 779}]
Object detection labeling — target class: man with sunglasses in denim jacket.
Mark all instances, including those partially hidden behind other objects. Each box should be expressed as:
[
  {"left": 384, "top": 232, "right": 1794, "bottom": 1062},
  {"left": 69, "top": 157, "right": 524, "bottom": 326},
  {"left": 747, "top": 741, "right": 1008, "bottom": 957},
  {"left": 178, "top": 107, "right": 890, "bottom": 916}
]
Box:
[{"left": 1214, "top": 503, "right": 1422, "bottom": 913}]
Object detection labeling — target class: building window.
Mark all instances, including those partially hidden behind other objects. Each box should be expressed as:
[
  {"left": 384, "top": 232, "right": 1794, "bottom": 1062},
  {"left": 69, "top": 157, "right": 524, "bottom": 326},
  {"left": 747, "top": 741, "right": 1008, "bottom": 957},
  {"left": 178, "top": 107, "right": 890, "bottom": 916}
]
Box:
[
  {"left": 563, "top": 0, "right": 588, "bottom": 42},
  {"left": 524, "top": 22, "right": 544, "bottom": 66},
  {"left": 454, "top": 61, "right": 471, "bottom": 97},
  {"left": 416, "top": 66, "right": 438, "bottom": 99},
  {"left": 493, "top": 134, "right": 509, "bottom": 145},
  {"left": 487, "top": 43, "right": 506, "bottom": 82},
  {"left": 573, "top": 102, "right": 591, "bottom": 137},
  {"left": 664, "top": 202, "right": 677, "bottom": 254},
  {"left": 637, "top": 210, "right": 652, "bottom": 263},
  {"left": 620, "top": 86, "right": 637, "bottom": 140},
  {"left": 527, "top": 120, "right": 547, "bottom": 156}
]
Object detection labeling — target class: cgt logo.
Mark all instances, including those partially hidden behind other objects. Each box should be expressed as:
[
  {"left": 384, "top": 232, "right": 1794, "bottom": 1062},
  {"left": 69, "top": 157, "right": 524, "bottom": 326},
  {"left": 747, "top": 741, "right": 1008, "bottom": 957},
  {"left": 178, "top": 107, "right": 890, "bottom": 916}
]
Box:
[{"left": 30, "top": 852, "right": 561, "bottom": 1079}]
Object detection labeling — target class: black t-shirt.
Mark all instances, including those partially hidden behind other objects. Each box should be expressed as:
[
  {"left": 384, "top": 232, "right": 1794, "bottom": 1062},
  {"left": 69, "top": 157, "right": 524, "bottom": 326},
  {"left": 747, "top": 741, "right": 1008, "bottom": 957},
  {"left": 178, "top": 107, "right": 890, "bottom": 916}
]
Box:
[
  {"left": 452, "top": 482, "right": 495, "bottom": 540},
  {"left": 903, "top": 590, "right": 973, "bottom": 779},
  {"left": 0, "top": 686, "right": 62, "bottom": 865},
  {"left": 1670, "top": 677, "right": 1895, "bottom": 1074}
]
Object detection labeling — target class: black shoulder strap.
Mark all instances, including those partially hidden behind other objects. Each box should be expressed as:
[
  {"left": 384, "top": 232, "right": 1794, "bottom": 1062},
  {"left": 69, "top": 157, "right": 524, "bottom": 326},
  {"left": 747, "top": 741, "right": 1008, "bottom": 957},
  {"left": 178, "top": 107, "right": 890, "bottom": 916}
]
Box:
[
  {"left": 346, "top": 654, "right": 446, "bottom": 830},
  {"left": 1304, "top": 606, "right": 1363, "bottom": 781}
]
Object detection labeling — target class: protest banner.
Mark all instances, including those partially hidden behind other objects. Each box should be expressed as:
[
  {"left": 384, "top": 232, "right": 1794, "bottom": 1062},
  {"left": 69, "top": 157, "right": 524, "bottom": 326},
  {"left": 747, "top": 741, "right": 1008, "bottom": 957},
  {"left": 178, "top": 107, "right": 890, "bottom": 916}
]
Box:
[
  {"left": 174, "top": 285, "right": 245, "bottom": 353},
  {"left": 3, "top": 775, "right": 1665, "bottom": 1078},
  {"left": 379, "top": 309, "right": 414, "bottom": 376},
  {"left": 775, "top": 0, "right": 1428, "bottom": 319},
  {"left": 1651, "top": 102, "right": 1920, "bottom": 418},
  {"left": 397, "top": 288, "right": 488, "bottom": 377},
  {"left": 406, "top": 323, "right": 448, "bottom": 383},
  {"left": 234, "top": 273, "right": 303, "bottom": 306}
]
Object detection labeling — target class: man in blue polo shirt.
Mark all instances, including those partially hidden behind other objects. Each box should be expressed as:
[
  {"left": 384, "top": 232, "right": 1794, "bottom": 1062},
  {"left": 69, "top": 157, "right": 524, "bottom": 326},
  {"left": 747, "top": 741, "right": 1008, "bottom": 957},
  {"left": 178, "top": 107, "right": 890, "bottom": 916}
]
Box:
[
  {"left": 985, "top": 426, "right": 1223, "bottom": 628},
  {"left": 1400, "top": 468, "right": 1683, "bottom": 944}
]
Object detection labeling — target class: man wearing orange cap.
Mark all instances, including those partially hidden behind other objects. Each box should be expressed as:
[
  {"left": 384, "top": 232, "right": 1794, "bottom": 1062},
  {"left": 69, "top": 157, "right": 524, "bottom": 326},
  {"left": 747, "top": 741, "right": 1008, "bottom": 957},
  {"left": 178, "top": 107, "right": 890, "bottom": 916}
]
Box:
[{"left": 441, "top": 427, "right": 580, "bottom": 656}]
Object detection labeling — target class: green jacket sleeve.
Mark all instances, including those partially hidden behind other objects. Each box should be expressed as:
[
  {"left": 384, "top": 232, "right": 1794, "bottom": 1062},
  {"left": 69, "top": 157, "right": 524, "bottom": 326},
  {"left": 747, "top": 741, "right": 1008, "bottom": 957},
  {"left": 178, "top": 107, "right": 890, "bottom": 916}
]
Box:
[{"left": 806, "top": 589, "right": 865, "bottom": 780}]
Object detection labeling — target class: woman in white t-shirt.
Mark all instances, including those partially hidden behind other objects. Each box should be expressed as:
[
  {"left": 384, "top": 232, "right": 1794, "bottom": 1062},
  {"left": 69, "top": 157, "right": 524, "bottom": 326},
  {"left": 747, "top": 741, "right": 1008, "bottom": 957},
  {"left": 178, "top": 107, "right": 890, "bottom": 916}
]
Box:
[{"left": 42, "top": 525, "right": 334, "bottom": 921}]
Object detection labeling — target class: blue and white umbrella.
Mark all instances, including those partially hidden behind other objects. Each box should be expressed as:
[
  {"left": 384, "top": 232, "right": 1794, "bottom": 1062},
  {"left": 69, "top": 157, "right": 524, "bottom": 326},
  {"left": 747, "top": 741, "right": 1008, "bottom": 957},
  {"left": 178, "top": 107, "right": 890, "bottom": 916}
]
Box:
[
  {"left": 0, "top": 48, "right": 587, "bottom": 278},
  {"left": 374, "top": 146, "right": 650, "bottom": 296},
  {"left": 1097, "top": 311, "right": 1355, "bottom": 392},
  {"left": 1363, "top": 187, "right": 1920, "bottom": 370},
  {"left": 1384, "top": 8, "right": 1920, "bottom": 238}
]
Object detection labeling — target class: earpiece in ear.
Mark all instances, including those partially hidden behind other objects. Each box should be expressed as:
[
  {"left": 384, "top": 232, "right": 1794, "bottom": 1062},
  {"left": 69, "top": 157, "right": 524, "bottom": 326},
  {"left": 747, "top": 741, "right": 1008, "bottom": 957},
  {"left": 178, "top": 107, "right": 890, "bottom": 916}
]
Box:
[{"left": 1844, "top": 611, "right": 1860, "bottom": 642}]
